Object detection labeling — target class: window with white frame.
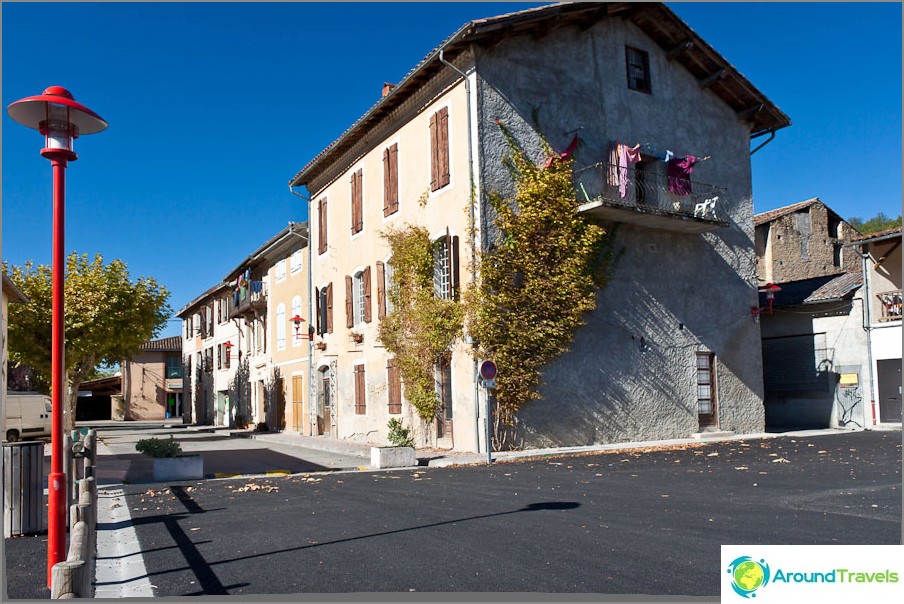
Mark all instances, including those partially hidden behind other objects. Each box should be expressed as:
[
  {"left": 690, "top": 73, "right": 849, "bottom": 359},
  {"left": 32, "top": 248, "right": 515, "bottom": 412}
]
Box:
[
  {"left": 353, "top": 270, "right": 365, "bottom": 326},
  {"left": 276, "top": 303, "right": 286, "bottom": 350},
  {"left": 384, "top": 260, "right": 395, "bottom": 316},
  {"left": 433, "top": 239, "right": 450, "bottom": 299},
  {"left": 291, "top": 296, "right": 303, "bottom": 346},
  {"left": 276, "top": 259, "right": 287, "bottom": 282},
  {"left": 290, "top": 249, "right": 303, "bottom": 274}
]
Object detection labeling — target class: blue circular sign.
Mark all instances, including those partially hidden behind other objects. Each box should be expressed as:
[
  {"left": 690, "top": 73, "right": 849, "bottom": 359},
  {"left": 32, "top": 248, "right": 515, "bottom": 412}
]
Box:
[{"left": 479, "top": 360, "right": 497, "bottom": 380}]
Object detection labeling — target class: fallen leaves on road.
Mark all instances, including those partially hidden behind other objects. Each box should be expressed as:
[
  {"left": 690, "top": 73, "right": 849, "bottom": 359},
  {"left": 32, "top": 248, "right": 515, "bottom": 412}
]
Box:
[
  {"left": 706, "top": 452, "right": 719, "bottom": 457},
  {"left": 772, "top": 458, "right": 790, "bottom": 464},
  {"left": 735, "top": 466, "right": 749, "bottom": 470},
  {"left": 231, "top": 483, "right": 279, "bottom": 493}
]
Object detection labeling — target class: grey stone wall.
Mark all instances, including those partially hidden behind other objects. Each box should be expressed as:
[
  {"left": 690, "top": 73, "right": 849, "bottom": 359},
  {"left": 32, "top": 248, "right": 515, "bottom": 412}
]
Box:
[
  {"left": 472, "top": 14, "right": 766, "bottom": 446},
  {"left": 756, "top": 202, "right": 860, "bottom": 284}
]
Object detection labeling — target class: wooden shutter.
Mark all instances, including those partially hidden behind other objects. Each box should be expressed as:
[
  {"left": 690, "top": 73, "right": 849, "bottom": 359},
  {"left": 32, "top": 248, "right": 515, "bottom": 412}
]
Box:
[
  {"left": 350, "top": 169, "right": 363, "bottom": 234},
  {"left": 438, "top": 107, "right": 450, "bottom": 189},
  {"left": 384, "top": 144, "right": 398, "bottom": 215},
  {"left": 325, "top": 283, "right": 333, "bottom": 333},
  {"left": 429, "top": 112, "right": 438, "bottom": 191},
  {"left": 387, "top": 357, "right": 401, "bottom": 414},
  {"left": 354, "top": 364, "right": 366, "bottom": 414},
  {"left": 318, "top": 198, "right": 328, "bottom": 254},
  {"left": 376, "top": 261, "right": 386, "bottom": 319},
  {"left": 345, "top": 275, "right": 354, "bottom": 328},
  {"left": 451, "top": 235, "right": 460, "bottom": 301},
  {"left": 363, "top": 266, "right": 372, "bottom": 323}
]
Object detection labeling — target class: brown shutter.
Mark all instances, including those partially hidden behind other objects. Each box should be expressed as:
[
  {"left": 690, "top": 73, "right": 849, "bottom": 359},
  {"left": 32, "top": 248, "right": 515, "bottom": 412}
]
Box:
[
  {"left": 318, "top": 198, "right": 328, "bottom": 254},
  {"left": 383, "top": 148, "right": 391, "bottom": 217},
  {"left": 363, "top": 265, "right": 372, "bottom": 324},
  {"left": 451, "top": 235, "right": 460, "bottom": 301},
  {"left": 357, "top": 170, "right": 364, "bottom": 231},
  {"left": 389, "top": 144, "right": 399, "bottom": 214},
  {"left": 325, "top": 283, "right": 333, "bottom": 333},
  {"left": 345, "top": 275, "right": 354, "bottom": 328},
  {"left": 315, "top": 287, "right": 321, "bottom": 335},
  {"left": 354, "top": 364, "right": 366, "bottom": 414},
  {"left": 438, "top": 107, "right": 450, "bottom": 188},
  {"left": 350, "top": 173, "right": 357, "bottom": 235},
  {"left": 429, "top": 112, "right": 438, "bottom": 191},
  {"left": 387, "top": 358, "right": 401, "bottom": 414},
  {"left": 376, "top": 261, "right": 386, "bottom": 320}
]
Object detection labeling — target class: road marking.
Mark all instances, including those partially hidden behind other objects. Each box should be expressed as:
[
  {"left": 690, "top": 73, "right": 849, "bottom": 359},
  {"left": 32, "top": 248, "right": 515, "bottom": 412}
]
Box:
[{"left": 94, "top": 489, "right": 154, "bottom": 598}]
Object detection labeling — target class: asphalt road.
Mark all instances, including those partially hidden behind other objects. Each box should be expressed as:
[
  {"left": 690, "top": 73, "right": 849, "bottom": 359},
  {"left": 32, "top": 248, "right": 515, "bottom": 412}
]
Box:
[{"left": 94, "top": 430, "right": 900, "bottom": 597}]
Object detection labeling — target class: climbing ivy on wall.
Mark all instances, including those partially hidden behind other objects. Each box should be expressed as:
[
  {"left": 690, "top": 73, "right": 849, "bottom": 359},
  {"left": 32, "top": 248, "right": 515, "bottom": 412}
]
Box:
[
  {"left": 466, "top": 121, "right": 615, "bottom": 450},
  {"left": 378, "top": 225, "right": 464, "bottom": 423}
]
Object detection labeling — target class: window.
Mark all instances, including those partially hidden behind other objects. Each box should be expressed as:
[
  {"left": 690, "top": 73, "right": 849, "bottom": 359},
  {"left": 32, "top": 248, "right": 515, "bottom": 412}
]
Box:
[
  {"left": 696, "top": 352, "right": 716, "bottom": 427},
  {"left": 350, "top": 169, "right": 364, "bottom": 235},
  {"left": 383, "top": 143, "right": 399, "bottom": 216},
  {"left": 435, "top": 358, "right": 452, "bottom": 438},
  {"left": 217, "top": 343, "right": 231, "bottom": 370},
  {"left": 354, "top": 364, "right": 366, "bottom": 415},
  {"left": 626, "top": 47, "right": 651, "bottom": 93},
  {"left": 833, "top": 244, "right": 842, "bottom": 268},
  {"left": 317, "top": 197, "right": 328, "bottom": 255},
  {"left": 204, "top": 348, "right": 213, "bottom": 373},
  {"left": 165, "top": 354, "right": 183, "bottom": 379},
  {"left": 433, "top": 233, "right": 460, "bottom": 300},
  {"left": 206, "top": 303, "right": 214, "bottom": 337},
  {"left": 290, "top": 249, "right": 303, "bottom": 273},
  {"left": 430, "top": 107, "right": 450, "bottom": 191},
  {"left": 316, "top": 284, "right": 333, "bottom": 335},
  {"left": 800, "top": 239, "right": 809, "bottom": 259},
  {"left": 345, "top": 267, "right": 372, "bottom": 328},
  {"left": 276, "top": 303, "right": 286, "bottom": 350},
  {"left": 218, "top": 298, "right": 229, "bottom": 324},
  {"left": 184, "top": 316, "right": 192, "bottom": 339},
  {"left": 276, "top": 259, "right": 287, "bottom": 282},
  {"left": 387, "top": 357, "right": 402, "bottom": 414},
  {"left": 828, "top": 214, "right": 842, "bottom": 239}
]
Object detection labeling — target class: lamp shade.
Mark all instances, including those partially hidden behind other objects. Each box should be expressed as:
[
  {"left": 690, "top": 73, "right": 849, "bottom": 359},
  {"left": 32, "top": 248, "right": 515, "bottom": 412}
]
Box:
[{"left": 7, "top": 86, "right": 107, "bottom": 135}]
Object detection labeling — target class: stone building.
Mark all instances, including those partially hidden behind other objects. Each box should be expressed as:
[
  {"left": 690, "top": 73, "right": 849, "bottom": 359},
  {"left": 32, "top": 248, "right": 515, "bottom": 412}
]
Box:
[
  {"left": 289, "top": 2, "right": 790, "bottom": 451},
  {"left": 754, "top": 197, "right": 861, "bottom": 286}
]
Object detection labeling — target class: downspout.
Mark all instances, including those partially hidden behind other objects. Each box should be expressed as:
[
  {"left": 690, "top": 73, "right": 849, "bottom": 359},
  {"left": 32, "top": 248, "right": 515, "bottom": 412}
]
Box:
[
  {"left": 289, "top": 186, "right": 316, "bottom": 437},
  {"left": 859, "top": 245, "right": 877, "bottom": 427},
  {"left": 438, "top": 48, "right": 482, "bottom": 455},
  {"left": 749, "top": 129, "right": 776, "bottom": 156}
]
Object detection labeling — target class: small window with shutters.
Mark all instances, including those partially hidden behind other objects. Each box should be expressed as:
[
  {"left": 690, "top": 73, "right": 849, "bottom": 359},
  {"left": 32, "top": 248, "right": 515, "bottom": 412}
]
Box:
[
  {"left": 432, "top": 231, "right": 460, "bottom": 300},
  {"left": 315, "top": 283, "right": 333, "bottom": 335},
  {"left": 354, "top": 363, "right": 366, "bottom": 415},
  {"left": 429, "top": 107, "right": 450, "bottom": 192},
  {"left": 377, "top": 259, "right": 395, "bottom": 320},
  {"left": 346, "top": 267, "right": 372, "bottom": 328},
  {"left": 387, "top": 357, "right": 402, "bottom": 414},
  {"left": 317, "top": 197, "right": 328, "bottom": 255},
  {"left": 383, "top": 143, "right": 399, "bottom": 217},
  {"left": 350, "top": 169, "right": 364, "bottom": 235}
]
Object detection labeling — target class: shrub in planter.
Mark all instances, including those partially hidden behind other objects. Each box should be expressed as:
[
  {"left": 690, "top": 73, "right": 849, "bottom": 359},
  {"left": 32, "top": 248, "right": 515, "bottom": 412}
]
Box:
[
  {"left": 135, "top": 437, "right": 182, "bottom": 458},
  {"left": 387, "top": 418, "right": 414, "bottom": 448}
]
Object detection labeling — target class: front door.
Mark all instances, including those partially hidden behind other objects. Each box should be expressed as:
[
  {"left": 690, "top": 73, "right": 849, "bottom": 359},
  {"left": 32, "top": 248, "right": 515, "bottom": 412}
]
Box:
[
  {"left": 319, "top": 368, "right": 332, "bottom": 436},
  {"left": 291, "top": 375, "right": 304, "bottom": 433},
  {"left": 696, "top": 352, "right": 718, "bottom": 429},
  {"left": 877, "top": 358, "right": 902, "bottom": 423}
]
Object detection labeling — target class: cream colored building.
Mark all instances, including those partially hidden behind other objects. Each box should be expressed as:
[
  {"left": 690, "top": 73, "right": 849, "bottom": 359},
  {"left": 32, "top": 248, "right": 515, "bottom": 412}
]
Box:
[{"left": 224, "top": 224, "right": 309, "bottom": 431}]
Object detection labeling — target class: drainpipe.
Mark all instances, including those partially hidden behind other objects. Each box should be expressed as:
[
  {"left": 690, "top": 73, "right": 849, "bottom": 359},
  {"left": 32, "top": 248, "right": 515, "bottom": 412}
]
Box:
[
  {"left": 289, "top": 186, "right": 316, "bottom": 437},
  {"left": 749, "top": 129, "right": 776, "bottom": 156},
  {"left": 438, "top": 48, "right": 482, "bottom": 455},
  {"left": 859, "top": 246, "right": 877, "bottom": 427}
]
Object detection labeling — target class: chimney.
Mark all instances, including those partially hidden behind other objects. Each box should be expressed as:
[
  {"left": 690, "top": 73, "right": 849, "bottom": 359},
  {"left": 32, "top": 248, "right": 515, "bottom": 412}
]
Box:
[{"left": 382, "top": 83, "right": 397, "bottom": 97}]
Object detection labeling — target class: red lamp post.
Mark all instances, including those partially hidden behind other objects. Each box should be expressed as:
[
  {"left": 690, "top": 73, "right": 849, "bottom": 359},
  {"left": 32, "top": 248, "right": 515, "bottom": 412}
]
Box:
[
  {"left": 290, "top": 315, "right": 305, "bottom": 338},
  {"left": 7, "top": 86, "right": 107, "bottom": 586},
  {"left": 751, "top": 282, "right": 782, "bottom": 320}
]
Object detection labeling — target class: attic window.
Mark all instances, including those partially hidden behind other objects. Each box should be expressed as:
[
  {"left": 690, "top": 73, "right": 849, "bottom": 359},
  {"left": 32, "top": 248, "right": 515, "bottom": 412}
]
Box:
[{"left": 626, "top": 47, "right": 651, "bottom": 93}]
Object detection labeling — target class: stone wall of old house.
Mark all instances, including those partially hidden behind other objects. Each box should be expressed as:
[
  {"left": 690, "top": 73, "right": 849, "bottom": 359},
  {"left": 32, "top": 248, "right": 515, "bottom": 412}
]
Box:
[
  {"left": 756, "top": 202, "right": 860, "bottom": 284},
  {"left": 475, "top": 14, "right": 767, "bottom": 447}
]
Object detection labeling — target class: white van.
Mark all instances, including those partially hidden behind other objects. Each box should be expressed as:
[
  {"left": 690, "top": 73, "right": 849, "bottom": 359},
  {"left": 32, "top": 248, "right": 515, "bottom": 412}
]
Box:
[{"left": 4, "top": 392, "right": 53, "bottom": 442}]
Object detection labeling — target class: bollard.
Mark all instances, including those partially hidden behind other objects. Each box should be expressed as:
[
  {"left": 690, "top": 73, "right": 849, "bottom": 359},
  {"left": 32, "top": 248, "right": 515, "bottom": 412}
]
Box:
[{"left": 50, "top": 560, "right": 85, "bottom": 599}]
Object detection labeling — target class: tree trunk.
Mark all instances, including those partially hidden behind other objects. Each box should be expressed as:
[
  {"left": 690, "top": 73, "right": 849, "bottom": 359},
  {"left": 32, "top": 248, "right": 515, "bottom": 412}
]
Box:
[{"left": 66, "top": 356, "right": 95, "bottom": 432}]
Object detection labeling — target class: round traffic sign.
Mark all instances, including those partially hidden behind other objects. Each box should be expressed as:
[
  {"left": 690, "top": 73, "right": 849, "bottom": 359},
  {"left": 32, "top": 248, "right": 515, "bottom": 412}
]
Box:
[{"left": 479, "top": 360, "right": 497, "bottom": 381}]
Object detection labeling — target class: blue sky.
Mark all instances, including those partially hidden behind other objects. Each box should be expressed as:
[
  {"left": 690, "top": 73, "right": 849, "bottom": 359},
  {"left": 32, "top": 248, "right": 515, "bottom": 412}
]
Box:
[{"left": 3, "top": 2, "right": 901, "bottom": 340}]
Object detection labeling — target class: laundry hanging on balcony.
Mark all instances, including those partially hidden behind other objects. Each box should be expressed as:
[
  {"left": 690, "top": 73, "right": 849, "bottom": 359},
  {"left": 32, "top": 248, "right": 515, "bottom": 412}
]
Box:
[
  {"left": 618, "top": 143, "right": 642, "bottom": 198},
  {"left": 250, "top": 281, "right": 263, "bottom": 293},
  {"left": 667, "top": 155, "right": 698, "bottom": 196},
  {"left": 544, "top": 132, "right": 579, "bottom": 168}
]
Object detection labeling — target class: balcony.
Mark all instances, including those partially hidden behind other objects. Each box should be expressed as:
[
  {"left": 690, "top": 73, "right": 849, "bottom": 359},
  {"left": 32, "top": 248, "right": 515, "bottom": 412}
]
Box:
[
  {"left": 877, "top": 290, "right": 902, "bottom": 322},
  {"left": 573, "top": 162, "right": 729, "bottom": 234},
  {"left": 229, "top": 280, "right": 268, "bottom": 319}
]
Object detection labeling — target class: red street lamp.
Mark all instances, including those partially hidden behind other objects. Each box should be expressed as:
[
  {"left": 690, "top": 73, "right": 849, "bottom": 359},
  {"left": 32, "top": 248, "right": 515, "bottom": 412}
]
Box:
[
  {"left": 751, "top": 282, "right": 782, "bottom": 320},
  {"left": 7, "top": 86, "right": 107, "bottom": 586},
  {"left": 290, "top": 314, "right": 305, "bottom": 337}
]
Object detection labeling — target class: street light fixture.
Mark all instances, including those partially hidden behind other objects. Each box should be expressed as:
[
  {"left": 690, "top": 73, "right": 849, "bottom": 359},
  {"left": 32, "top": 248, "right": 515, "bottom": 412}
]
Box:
[{"left": 7, "top": 86, "right": 107, "bottom": 587}]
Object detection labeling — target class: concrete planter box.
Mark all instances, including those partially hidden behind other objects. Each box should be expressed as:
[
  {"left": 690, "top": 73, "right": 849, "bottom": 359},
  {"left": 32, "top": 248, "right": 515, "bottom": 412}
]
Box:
[
  {"left": 153, "top": 455, "right": 204, "bottom": 482},
  {"left": 371, "top": 446, "right": 416, "bottom": 469}
]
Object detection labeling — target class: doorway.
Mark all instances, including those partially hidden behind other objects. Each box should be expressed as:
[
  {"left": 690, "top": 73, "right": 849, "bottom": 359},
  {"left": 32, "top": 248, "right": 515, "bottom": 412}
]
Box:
[{"left": 877, "top": 358, "right": 902, "bottom": 423}]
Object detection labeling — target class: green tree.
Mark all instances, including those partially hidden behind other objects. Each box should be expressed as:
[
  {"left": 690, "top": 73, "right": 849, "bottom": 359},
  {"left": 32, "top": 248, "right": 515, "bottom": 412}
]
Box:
[
  {"left": 3, "top": 253, "right": 171, "bottom": 429},
  {"left": 847, "top": 212, "right": 902, "bottom": 235}
]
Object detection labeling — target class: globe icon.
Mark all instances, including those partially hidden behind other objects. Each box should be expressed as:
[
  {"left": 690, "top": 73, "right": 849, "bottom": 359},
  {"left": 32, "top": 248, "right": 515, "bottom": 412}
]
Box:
[{"left": 733, "top": 560, "right": 765, "bottom": 592}]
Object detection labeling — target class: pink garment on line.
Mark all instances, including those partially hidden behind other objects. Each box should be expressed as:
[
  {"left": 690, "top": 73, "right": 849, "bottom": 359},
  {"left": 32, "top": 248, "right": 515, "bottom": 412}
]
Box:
[
  {"left": 668, "top": 155, "right": 698, "bottom": 196},
  {"left": 545, "top": 133, "right": 580, "bottom": 168},
  {"left": 618, "top": 143, "right": 642, "bottom": 198}
]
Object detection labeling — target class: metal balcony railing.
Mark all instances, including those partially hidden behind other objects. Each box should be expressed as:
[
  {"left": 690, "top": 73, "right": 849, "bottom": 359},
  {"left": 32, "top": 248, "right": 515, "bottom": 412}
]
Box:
[
  {"left": 230, "top": 280, "right": 268, "bottom": 318},
  {"left": 877, "top": 290, "right": 902, "bottom": 322},
  {"left": 573, "top": 162, "right": 727, "bottom": 223}
]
